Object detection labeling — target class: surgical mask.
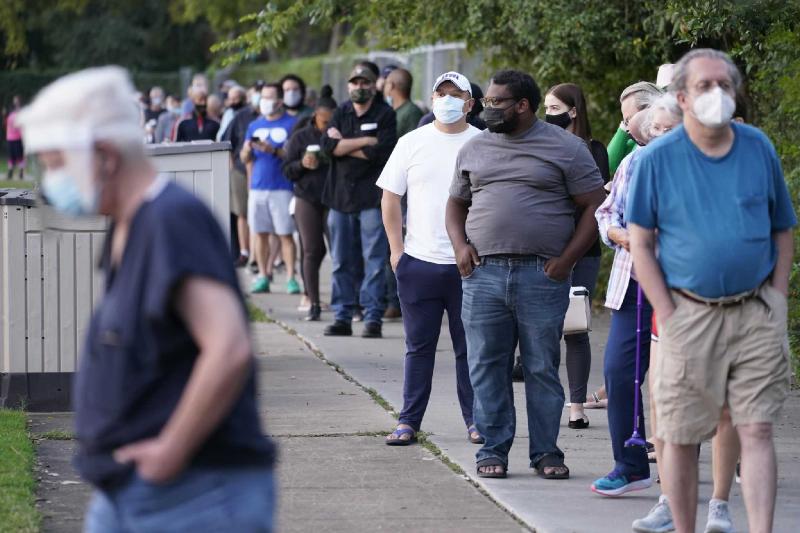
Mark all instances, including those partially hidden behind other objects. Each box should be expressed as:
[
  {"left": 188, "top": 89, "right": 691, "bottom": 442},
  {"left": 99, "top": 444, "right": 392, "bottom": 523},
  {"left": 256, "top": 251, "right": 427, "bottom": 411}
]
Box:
[
  {"left": 150, "top": 97, "right": 163, "bottom": 107},
  {"left": 432, "top": 95, "right": 466, "bottom": 124},
  {"left": 41, "top": 150, "right": 99, "bottom": 217},
  {"left": 384, "top": 95, "right": 394, "bottom": 107},
  {"left": 545, "top": 110, "right": 572, "bottom": 129},
  {"left": 350, "top": 88, "right": 373, "bottom": 105},
  {"left": 692, "top": 86, "right": 735, "bottom": 129},
  {"left": 284, "top": 89, "right": 302, "bottom": 108},
  {"left": 168, "top": 105, "right": 181, "bottom": 115},
  {"left": 260, "top": 99, "right": 276, "bottom": 116},
  {"left": 251, "top": 93, "right": 261, "bottom": 108},
  {"left": 483, "top": 104, "right": 518, "bottom": 134}
]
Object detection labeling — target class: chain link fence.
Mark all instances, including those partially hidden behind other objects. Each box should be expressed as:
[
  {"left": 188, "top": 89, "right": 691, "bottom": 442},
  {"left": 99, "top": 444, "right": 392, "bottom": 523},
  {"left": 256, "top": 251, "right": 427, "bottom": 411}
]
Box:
[{"left": 323, "top": 43, "right": 489, "bottom": 112}]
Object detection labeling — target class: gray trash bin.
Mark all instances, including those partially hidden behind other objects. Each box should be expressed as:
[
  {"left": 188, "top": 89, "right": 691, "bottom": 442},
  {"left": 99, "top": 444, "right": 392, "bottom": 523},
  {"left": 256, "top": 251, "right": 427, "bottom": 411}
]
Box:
[{"left": 0, "top": 141, "right": 232, "bottom": 411}]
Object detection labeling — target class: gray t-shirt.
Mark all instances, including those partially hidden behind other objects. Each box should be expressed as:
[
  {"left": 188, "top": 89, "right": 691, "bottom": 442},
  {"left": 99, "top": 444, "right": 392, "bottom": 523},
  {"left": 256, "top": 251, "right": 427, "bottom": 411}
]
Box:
[{"left": 450, "top": 119, "right": 603, "bottom": 258}]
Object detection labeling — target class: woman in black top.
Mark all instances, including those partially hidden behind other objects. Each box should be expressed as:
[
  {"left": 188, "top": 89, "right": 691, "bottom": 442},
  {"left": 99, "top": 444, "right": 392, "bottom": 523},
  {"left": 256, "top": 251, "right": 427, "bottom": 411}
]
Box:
[
  {"left": 282, "top": 87, "right": 337, "bottom": 321},
  {"left": 543, "top": 83, "right": 611, "bottom": 429}
]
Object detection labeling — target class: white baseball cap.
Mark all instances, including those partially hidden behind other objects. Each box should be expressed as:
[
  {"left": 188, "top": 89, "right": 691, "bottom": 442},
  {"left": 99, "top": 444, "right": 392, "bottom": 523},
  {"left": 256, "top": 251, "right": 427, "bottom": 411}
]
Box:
[{"left": 432, "top": 71, "right": 472, "bottom": 95}]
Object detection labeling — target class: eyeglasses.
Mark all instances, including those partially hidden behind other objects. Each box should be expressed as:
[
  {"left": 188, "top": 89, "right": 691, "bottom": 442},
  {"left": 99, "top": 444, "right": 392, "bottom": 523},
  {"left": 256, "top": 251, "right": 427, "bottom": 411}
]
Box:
[{"left": 479, "top": 97, "right": 518, "bottom": 109}]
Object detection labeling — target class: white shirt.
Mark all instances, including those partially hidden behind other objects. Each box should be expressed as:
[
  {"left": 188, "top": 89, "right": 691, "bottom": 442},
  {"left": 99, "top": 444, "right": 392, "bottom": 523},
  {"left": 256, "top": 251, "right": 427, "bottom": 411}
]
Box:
[{"left": 377, "top": 122, "right": 481, "bottom": 264}]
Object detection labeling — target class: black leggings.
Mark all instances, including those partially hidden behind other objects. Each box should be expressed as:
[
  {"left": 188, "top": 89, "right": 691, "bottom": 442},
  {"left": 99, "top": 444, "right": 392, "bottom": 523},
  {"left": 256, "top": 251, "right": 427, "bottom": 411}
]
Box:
[{"left": 294, "top": 197, "right": 327, "bottom": 305}]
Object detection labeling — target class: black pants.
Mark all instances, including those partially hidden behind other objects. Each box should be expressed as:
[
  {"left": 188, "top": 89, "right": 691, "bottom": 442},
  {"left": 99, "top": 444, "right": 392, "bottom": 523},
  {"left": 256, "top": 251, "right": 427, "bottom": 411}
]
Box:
[{"left": 294, "top": 197, "right": 327, "bottom": 305}]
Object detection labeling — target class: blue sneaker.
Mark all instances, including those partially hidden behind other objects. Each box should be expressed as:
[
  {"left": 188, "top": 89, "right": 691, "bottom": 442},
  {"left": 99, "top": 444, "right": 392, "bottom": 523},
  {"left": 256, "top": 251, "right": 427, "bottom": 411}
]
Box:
[{"left": 591, "top": 469, "right": 652, "bottom": 496}]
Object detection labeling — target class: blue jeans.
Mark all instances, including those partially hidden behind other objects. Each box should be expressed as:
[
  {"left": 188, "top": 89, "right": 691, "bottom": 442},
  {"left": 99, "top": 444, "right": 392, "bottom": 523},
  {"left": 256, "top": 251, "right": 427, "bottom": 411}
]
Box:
[
  {"left": 328, "top": 208, "right": 388, "bottom": 324},
  {"left": 395, "top": 254, "right": 474, "bottom": 431},
  {"left": 604, "top": 280, "right": 652, "bottom": 477},
  {"left": 84, "top": 467, "right": 275, "bottom": 533},
  {"left": 462, "top": 255, "right": 570, "bottom": 467}
]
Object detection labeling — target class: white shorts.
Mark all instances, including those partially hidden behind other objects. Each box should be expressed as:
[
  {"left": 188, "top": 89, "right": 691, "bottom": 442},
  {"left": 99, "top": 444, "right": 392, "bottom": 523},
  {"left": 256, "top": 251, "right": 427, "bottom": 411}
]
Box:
[{"left": 247, "top": 189, "right": 296, "bottom": 235}]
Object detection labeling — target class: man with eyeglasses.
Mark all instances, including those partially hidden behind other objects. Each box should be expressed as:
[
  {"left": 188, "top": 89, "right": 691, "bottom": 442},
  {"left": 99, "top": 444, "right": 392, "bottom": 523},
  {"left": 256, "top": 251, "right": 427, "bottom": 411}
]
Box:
[
  {"left": 446, "top": 70, "right": 606, "bottom": 480},
  {"left": 628, "top": 48, "right": 795, "bottom": 533}
]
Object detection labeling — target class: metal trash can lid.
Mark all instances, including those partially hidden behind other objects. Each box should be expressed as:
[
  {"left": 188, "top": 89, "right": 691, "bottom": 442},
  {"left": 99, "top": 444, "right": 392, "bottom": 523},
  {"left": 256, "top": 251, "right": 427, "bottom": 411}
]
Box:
[{"left": 0, "top": 188, "right": 37, "bottom": 207}]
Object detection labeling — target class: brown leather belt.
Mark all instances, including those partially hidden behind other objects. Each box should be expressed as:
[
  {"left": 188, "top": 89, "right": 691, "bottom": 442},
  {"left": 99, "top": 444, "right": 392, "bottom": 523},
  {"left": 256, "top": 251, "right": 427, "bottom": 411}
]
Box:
[{"left": 676, "top": 288, "right": 759, "bottom": 307}]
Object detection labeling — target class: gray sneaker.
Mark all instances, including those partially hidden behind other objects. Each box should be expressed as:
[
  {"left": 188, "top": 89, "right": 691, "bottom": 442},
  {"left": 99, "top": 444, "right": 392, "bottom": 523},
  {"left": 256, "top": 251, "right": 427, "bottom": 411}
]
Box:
[
  {"left": 632, "top": 495, "right": 675, "bottom": 533},
  {"left": 704, "top": 499, "right": 733, "bottom": 533}
]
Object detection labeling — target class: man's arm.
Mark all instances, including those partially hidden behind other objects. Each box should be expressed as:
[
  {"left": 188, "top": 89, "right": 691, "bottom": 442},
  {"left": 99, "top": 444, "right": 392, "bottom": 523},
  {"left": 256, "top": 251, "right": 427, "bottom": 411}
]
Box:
[
  {"left": 381, "top": 191, "right": 404, "bottom": 270},
  {"left": 332, "top": 137, "right": 376, "bottom": 157},
  {"left": 114, "top": 278, "right": 252, "bottom": 483},
  {"left": 771, "top": 229, "right": 794, "bottom": 296},
  {"left": 446, "top": 196, "right": 480, "bottom": 277},
  {"left": 629, "top": 223, "right": 676, "bottom": 319},
  {"left": 544, "top": 187, "right": 607, "bottom": 280}
]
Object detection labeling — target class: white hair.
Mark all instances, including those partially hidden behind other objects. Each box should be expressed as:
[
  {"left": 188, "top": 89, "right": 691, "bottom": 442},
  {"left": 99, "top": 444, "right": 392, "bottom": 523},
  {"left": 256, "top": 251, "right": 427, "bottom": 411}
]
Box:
[
  {"left": 17, "top": 66, "right": 145, "bottom": 157},
  {"left": 641, "top": 93, "right": 683, "bottom": 142}
]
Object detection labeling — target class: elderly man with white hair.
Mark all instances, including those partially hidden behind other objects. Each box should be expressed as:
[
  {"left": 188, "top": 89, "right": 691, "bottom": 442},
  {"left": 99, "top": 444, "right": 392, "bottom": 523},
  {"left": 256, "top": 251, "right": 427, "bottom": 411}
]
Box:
[{"left": 18, "top": 66, "right": 276, "bottom": 532}]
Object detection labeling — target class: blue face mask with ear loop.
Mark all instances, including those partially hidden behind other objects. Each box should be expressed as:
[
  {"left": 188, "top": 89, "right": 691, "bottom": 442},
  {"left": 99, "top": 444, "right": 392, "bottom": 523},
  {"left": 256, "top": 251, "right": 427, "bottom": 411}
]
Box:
[{"left": 432, "top": 95, "right": 467, "bottom": 124}]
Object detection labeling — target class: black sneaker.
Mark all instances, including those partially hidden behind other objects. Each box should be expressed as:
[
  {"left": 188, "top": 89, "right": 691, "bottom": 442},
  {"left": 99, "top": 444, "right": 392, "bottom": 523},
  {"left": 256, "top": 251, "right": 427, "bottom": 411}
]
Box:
[
  {"left": 248, "top": 262, "right": 259, "bottom": 274},
  {"left": 234, "top": 254, "right": 249, "bottom": 268},
  {"left": 511, "top": 356, "right": 524, "bottom": 382},
  {"left": 362, "top": 322, "right": 382, "bottom": 338},
  {"left": 324, "top": 321, "right": 352, "bottom": 336},
  {"left": 304, "top": 304, "right": 321, "bottom": 322}
]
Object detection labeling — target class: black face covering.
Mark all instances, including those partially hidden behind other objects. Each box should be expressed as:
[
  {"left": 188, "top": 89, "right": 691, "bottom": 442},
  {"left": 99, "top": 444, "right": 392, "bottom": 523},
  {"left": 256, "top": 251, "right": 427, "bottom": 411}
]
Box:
[
  {"left": 195, "top": 104, "right": 207, "bottom": 115},
  {"left": 483, "top": 103, "right": 519, "bottom": 134},
  {"left": 545, "top": 110, "right": 572, "bottom": 129},
  {"left": 230, "top": 101, "right": 245, "bottom": 111}
]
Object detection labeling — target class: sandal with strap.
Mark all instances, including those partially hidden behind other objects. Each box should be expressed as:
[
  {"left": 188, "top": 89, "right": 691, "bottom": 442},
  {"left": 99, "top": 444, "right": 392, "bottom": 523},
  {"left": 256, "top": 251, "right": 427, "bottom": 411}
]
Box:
[
  {"left": 533, "top": 454, "right": 570, "bottom": 480},
  {"left": 476, "top": 457, "right": 507, "bottom": 478},
  {"left": 385, "top": 427, "right": 417, "bottom": 446},
  {"left": 467, "top": 425, "right": 485, "bottom": 444}
]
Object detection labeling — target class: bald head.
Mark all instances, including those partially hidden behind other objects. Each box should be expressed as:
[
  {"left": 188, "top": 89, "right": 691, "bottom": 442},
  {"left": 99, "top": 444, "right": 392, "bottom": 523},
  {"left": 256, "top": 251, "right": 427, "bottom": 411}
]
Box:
[{"left": 386, "top": 68, "right": 413, "bottom": 99}]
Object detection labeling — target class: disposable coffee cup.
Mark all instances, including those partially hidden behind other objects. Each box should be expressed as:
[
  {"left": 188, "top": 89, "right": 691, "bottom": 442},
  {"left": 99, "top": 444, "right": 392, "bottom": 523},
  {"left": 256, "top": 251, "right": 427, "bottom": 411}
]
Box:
[{"left": 305, "top": 144, "right": 321, "bottom": 157}]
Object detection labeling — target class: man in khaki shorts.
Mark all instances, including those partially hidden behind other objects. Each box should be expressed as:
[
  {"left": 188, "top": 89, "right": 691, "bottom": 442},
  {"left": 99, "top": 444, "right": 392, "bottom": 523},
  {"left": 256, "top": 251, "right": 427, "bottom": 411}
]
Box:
[{"left": 628, "top": 48, "right": 795, "bottom": 533}]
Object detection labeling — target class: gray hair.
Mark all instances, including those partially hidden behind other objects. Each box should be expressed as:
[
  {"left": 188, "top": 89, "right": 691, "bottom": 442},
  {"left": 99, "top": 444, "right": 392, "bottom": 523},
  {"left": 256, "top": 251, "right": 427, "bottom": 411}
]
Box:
[
  {"left": 670, "top": 48, "right": 742, "bottom": 93},
  {"left": 619, "top": 81, "right": 663, "bottom": 110},
  {"left": 641, "top": 93, "right": 683, "bottom": 142}
]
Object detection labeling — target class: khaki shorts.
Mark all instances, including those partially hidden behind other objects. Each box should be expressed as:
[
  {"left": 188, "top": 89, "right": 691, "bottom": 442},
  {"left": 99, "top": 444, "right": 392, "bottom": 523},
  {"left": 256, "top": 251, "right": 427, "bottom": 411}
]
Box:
[
  {"left": 230, "top": 168, "right": 248, "bottom": 217},
  {"left": 653, "top": 284, "right": 790, "bottom": 444}
]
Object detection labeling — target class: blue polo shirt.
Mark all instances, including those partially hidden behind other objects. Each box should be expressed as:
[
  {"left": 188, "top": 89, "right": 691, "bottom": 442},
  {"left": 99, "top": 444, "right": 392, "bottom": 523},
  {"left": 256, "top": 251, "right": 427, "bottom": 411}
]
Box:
[
  {"left": 626, "top": 123, "right": 796, "bottom": 298},
  {"left": 245, "top": 113, "right": 297, "bottom": 191},
  {"left": 73, "top": 182, "right": 275, "bottom": 489}
]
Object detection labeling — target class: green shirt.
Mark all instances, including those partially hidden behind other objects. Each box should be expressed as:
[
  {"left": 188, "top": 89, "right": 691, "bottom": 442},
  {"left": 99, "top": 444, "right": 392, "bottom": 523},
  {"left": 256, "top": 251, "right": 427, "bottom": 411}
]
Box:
[
  {"left": 607, "top": 126, "right": 637, "bottom": 175},
  {"left": 394, "top": 100, "right": 424, "bottom": 139}
]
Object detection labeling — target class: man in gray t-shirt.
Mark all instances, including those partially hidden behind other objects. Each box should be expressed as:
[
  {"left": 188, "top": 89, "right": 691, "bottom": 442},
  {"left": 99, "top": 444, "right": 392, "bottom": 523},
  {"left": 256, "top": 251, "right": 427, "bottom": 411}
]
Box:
[{"left": 446, "top": 70, "right": 605, "bottom": 480}]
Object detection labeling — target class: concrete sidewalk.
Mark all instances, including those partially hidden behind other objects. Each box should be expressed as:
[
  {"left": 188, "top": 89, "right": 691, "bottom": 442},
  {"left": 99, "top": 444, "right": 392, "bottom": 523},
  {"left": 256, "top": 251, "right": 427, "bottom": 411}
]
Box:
[
  {"left": 250, "top": 260, "right": 800, "bottom": 533},
  {"left": 32, "top": 319, "right": 525, "bottom": 532}
]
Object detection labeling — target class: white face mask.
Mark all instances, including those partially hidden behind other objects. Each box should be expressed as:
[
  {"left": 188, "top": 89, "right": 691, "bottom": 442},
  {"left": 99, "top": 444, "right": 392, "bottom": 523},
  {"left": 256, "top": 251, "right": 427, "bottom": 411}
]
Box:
[
  {"left": 691, "top": 86, "right": 735, "bottom": 129},
  {"left": 432, "top": 95, "right": 466, "bottom": 124},
  {"left": 260, "top": 99, "right": 277, "bottom": 117},
  {"left": 250, "top": 93, "right": 261, "bottom": 108},
  {"left": 284, "top": 89, "right": 302, "bottom": 108}
]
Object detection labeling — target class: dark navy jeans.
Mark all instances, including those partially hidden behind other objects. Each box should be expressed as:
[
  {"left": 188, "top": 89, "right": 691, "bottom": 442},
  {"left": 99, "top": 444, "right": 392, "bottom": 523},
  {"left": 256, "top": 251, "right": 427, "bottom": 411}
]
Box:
[
  {"left": 328, "top": 208, "right": 388, "bottom": 324},
  {"left": 603, "top": 280, "right": 652, "bottom": 478},
  {"left": 395, "top": 254, "right": 474, "bottom": 431},
  {"left": 461, "top": 255, "right": 570, "bottom": 467}
]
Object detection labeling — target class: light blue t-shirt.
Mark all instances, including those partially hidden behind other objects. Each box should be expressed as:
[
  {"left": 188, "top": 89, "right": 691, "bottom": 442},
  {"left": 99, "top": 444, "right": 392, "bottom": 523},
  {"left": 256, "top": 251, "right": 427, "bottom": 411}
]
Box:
[
  {"left": 626, "top": 123, "right": 796, "bottom": 298},
  {"left": 245, "top": 113, "right": 297, "bottom": 191}
]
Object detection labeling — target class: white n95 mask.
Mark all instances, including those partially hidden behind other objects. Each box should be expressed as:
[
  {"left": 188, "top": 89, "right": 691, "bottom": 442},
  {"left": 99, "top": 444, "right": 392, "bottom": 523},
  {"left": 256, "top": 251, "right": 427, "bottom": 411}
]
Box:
[{"left": 692, "top": 86, "right": 735, "bottom": 129}]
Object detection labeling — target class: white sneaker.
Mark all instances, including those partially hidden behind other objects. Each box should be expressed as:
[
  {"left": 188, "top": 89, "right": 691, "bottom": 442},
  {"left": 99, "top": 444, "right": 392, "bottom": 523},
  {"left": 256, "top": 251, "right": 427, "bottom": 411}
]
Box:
[
  {"left": 704, "top": 499, "right": 733, "bottom": 533},
  {"left": 632, "top": 495, "right": 675, "bottom": 533}
]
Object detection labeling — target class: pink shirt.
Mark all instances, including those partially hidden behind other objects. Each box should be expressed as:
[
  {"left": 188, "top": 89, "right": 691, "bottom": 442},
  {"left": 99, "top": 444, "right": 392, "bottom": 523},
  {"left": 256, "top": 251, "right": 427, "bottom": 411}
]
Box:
[{"left": 6, "top": 111, "right": 22, "bottom": 141}]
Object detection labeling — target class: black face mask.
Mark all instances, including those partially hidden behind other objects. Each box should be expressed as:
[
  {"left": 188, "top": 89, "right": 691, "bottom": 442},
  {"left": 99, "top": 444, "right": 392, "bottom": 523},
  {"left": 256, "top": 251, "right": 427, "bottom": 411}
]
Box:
[
  {"left": 195, "top": 104, "right": 207, "bottom": 115},
  {"left": 350, "top": 88, "right": 374, "bottom": 105},
  {"left": 230, "top": 101, "right": 245, "bottom": 111},
  {"left": 483, "top": 103, "right": 519, "bottom": 134},
  {"left": 545, "top": 111, "right": 572, "bottom": 129}
]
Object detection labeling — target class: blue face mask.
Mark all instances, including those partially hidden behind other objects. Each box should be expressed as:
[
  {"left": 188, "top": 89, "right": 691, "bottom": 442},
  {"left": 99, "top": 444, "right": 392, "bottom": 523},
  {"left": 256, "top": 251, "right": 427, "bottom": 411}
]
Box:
[
  {"left": 42, "top": 169, "right": 91, "bottom": 216},
  {"left": 251, "top": 93, "right": 261, "bottom": 108},
  {"left": 432, "top": 95, "right": 466, "bottom": 124}
]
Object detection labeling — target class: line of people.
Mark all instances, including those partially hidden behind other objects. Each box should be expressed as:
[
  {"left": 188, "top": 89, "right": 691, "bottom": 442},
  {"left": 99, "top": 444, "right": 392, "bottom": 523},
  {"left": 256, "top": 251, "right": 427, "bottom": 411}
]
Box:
[{"left": 126, "top": 48, "right": 792, "bottom": 533}]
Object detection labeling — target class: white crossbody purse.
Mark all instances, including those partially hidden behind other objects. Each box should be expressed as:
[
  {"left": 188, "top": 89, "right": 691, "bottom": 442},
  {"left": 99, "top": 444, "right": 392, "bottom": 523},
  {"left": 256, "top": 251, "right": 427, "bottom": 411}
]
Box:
[{"left": 563, "top": 286, "right": 591, "bottom": 334}]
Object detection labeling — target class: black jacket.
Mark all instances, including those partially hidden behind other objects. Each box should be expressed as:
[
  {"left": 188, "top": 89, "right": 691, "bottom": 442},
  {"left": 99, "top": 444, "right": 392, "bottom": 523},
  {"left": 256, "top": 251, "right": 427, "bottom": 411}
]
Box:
[
  {"left": 175, "top": 114, "right": 219, "bottom": 142},
  {"left": 282, "top": 124, "right": 328, "bottom": 205},
  {"left": 320, "top": 100, "right": 397, "bottom": 213}
]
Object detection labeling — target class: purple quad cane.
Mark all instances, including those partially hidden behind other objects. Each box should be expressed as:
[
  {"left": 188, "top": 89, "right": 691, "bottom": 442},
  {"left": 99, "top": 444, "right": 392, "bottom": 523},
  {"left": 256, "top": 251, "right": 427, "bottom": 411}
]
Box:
[{"left": 624, "top": 285, "right": 648, "bottom": 448}]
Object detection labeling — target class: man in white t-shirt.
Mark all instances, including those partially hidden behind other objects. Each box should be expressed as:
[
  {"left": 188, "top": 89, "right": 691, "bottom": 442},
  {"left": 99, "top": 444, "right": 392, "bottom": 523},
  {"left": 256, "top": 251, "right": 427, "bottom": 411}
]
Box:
[{"left": 378, "top": 72, "right": 483, "bottom": 446}]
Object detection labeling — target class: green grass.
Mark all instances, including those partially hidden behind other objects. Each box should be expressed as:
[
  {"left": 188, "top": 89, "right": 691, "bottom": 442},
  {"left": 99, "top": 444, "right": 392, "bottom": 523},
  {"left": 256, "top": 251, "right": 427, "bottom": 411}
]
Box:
[
  {"left": 0, "top": 409, "right": 40, "bottom": 533},
  {"left": 35, "top": 430, "right": 74, "bottom": 441},
  {"left": 247, "top": 301, "right": 273, "bottom": 323},
  {"left": 0, "top": 179, "right": 34, "bottom": 189}
]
